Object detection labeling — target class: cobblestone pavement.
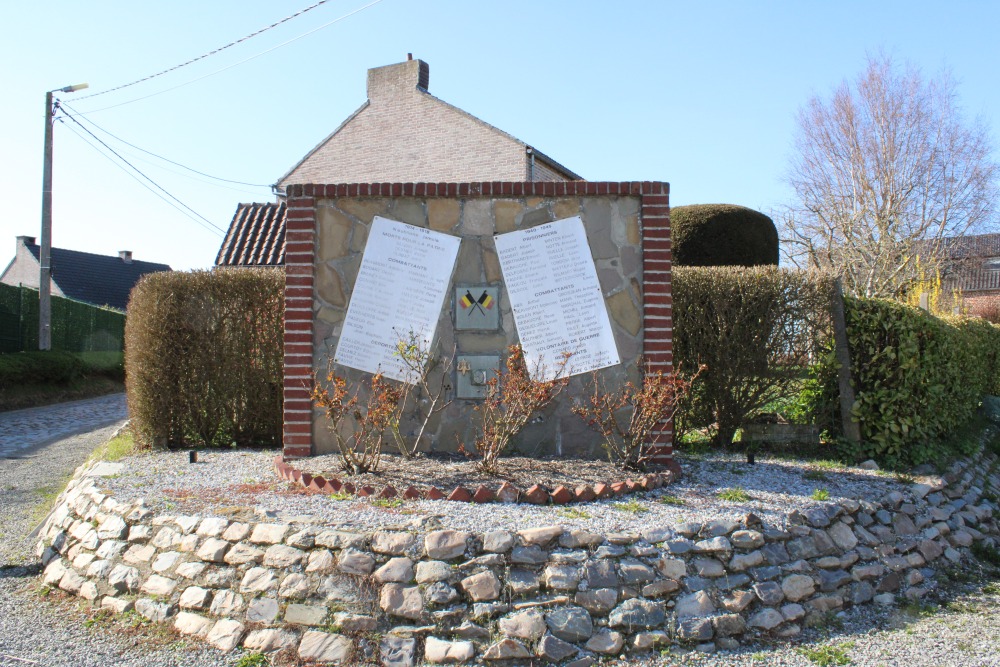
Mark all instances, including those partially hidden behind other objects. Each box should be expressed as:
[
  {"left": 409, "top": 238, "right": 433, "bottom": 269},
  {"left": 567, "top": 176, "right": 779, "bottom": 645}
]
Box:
[{"left": 0, "top": 393, "right": 127, "bottom": 458}]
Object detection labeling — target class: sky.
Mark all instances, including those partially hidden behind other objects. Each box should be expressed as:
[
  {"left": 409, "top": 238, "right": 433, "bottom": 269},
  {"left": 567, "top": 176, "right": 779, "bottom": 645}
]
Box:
[{"left": 3, "top": 1, "right": 999, "bottom": 272}]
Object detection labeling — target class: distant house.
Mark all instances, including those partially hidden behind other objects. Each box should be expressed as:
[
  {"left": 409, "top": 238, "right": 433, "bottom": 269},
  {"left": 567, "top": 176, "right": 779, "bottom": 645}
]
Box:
[
  {"left": 1, "top": 235, "right": 172, "bottom": 311},
  {"left": 938, "top": 232, "right": 1000, "bottom": 318},
  {"left": 216, "top": 58, "right": 580, "bottom": 267}
]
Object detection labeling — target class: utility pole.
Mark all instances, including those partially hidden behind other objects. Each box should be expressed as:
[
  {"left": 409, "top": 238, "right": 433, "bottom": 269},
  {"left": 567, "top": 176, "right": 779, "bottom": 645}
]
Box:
[{"left": 39, "top": 82, "right": 87, "bottom": 350}]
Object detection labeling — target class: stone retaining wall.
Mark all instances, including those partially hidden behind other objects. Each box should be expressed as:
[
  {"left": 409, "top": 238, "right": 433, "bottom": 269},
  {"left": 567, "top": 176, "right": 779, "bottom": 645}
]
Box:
[{"left": 36, "top": 450, "right": 999, "bottom": 665}]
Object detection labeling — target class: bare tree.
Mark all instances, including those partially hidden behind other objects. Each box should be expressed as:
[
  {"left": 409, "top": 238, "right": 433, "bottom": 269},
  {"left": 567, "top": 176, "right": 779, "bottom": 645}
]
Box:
[{"left": 782, "top": 54, "right": 998, "bottom": 298}]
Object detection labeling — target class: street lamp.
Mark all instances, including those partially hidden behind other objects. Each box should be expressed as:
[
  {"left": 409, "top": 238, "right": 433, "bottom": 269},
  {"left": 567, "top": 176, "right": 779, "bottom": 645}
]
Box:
[{"left": 39, "top": 82, "right": 87, "bottom": 350}]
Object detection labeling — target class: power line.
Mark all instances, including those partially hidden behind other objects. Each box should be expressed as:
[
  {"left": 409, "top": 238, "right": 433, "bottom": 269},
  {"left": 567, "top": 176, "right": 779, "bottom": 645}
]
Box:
[
  {"left": 75, "top": 0, "right": 333, "bottom": 100},
  {"left": 60, "top": 118, "right": 225, "bottom": 237},
  {"left": 61, "top": 102, "right": 272, "bottom": 188},
  {"left": 57, "top": 110, "right": 226, "bottom": 236},
  {"left": 74, "top": 0, "right": 386, "bottom": 115}
]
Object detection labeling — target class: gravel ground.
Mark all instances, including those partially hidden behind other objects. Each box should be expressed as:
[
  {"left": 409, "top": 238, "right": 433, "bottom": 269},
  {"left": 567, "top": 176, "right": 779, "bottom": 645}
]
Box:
[
  {"left": 99, "top": 448, "right": 919, "bottom": 536},
  {"left": 4, "top": 417, "right": 1000, "bottom": 666}
]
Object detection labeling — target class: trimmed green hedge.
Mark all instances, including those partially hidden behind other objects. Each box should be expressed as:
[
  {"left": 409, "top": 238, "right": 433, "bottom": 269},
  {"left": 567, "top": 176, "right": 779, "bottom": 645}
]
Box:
[
  {"left": 671, "top": 204, "right": 779, "bottom": 267},
  {"left": 125, "top": 268, "right": 284, "bottom": 448},
  {"left": 838, "top": 299, "right": 1000, "bottom": 466},
  {"left": 673, "top": 266, "right": 834, "bottom": 445}
]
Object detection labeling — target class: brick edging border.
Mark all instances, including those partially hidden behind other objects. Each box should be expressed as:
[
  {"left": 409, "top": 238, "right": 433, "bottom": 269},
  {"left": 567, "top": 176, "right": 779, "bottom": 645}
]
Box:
[
  {"left": 282, "top": 181, "right": 673, "bottom": 464},
  {"left": 273, "top": 455, "right": 682, "bottom": 505}
]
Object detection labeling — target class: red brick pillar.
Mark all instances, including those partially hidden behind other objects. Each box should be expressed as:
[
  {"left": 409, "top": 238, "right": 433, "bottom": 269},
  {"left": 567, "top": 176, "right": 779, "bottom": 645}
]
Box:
[
  {"left": 639, "top": 183, "right": 675, "bottom": 468},
  {"left": 282, "top": 185, "right": 317, "bottom": 460}
]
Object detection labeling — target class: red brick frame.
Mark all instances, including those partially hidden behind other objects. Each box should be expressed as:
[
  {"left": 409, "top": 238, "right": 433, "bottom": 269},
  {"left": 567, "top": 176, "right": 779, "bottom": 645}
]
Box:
[{"left": 282, "top": 182, "right": 672, "bottom": 463}]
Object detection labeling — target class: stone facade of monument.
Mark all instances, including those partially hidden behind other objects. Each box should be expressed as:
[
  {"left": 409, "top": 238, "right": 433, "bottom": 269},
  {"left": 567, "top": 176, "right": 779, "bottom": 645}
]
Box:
[{"left": 282, "top": 181, "right": 671, "bottom": 462}]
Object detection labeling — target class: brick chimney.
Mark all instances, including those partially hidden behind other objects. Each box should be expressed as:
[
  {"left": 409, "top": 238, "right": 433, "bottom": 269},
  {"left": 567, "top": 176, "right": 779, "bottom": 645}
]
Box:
[
  {"left": 17, "top": 235, "right": 36, "bottom": 246},
  {"left": 119, "top": 250, "right": 133, "bottom": 263},
  {"left": 366, "top": 58, "right": 429, "bottom": 103}
]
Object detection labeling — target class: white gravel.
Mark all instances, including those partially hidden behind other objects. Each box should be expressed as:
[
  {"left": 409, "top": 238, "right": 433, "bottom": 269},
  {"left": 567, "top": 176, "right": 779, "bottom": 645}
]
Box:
[{"left": 98, "top": 448, "right": 917, "bottom": 537}]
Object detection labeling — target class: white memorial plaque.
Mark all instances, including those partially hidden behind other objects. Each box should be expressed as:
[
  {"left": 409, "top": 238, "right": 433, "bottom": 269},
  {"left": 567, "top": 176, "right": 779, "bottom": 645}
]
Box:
[
  {"left": 495, "top": 216, "right": 620, "bottom": 381},
  {"left": 334, "top": 216, "right": 460, "bottom": 382}
]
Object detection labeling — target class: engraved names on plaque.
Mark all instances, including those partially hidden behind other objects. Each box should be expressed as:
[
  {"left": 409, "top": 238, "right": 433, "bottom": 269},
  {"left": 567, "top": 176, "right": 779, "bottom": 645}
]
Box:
[
  {"left": 494, "top": 216, "right": 620, "bottom": 381},
  {"left": 334, "top": 216, "right": 460, "bottom": 382}
]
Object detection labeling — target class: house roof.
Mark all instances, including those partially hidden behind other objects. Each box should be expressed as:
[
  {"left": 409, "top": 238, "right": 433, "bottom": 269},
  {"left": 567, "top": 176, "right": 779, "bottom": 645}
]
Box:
[
  {"left": 939, "top": 233, "right": 1000, "bottom": 260},
  {"left": 215, "top": 202, "right": 286, "bottom": 267},
  {"left": 24, "top": 243, "right": 171, "bottom": 311}
]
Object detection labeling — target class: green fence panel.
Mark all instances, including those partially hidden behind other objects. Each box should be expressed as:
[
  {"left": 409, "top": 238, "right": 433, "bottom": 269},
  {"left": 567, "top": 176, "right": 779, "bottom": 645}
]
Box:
[{"left": 0, "top": 283, "right": 124, "bottom": 352}]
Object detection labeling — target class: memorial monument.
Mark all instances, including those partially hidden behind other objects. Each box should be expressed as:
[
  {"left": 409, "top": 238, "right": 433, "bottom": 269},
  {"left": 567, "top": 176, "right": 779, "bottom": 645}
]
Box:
[{"left": 281, "top": 181, "right": 672, "bottom": 464}]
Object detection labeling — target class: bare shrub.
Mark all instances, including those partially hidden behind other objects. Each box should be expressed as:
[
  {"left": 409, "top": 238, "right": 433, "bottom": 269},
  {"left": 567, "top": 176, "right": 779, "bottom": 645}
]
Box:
[
  {"left": 473, "top": 345, "right": 569, "bottom": 475},
  {"left": 574, "top": 363, "right": 702, "bottom": 471},
  {"left": 312, "top": 367, "right": 402, "bottom": 475}
]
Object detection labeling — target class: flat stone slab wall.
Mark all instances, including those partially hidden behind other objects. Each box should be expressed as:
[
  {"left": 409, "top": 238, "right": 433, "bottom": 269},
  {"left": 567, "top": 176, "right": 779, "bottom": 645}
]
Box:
[
  {"left": 37, "top": 449, "right": 999, "bottom": 664},
  {"left": 282, "top": 181, "right": 674, "bottom": 462}
]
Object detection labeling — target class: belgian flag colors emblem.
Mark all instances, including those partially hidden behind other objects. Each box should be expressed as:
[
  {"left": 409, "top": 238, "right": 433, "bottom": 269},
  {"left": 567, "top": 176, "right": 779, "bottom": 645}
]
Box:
[{"left": 460, "top": 290, "right": 494, "bottom": 315}]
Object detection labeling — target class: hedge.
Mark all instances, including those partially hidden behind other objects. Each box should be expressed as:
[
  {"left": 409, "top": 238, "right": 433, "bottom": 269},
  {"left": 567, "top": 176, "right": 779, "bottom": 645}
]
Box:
[
  {"left": 672, "top": 266, "right": 835, "bottom": 446},
  {"left": 125, "top": 268, "right": 284, "bottom": 448},
  {"left": 835, "top": 299, "right": 1000, "bottom": 466},
  {"left": 0, "top": 350, "right": 86, "bottom": 387},
  {"left": 671, "top": 204, "right": 779, "bottom": 267}
]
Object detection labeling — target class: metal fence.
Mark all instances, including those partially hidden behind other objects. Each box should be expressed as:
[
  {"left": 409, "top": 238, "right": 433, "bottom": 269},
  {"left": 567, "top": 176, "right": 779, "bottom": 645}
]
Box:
[{"left": 0, "top": 283, "right": 124, "bottom": 353}]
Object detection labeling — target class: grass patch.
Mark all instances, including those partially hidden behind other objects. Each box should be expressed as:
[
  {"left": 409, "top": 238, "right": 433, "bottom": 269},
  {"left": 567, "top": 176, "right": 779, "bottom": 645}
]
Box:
[
  {"left": 900, "top": 599, "right": 940, "bottom": 617},
  {"left": 83, "top": 609, "right": 114, "bottom": 629},
  {"left": 811, "top": 488, "right": 830, "bottom": 501},
  {"left": 944, "top": 599, "right": 983, "bottom": 614},
  {"left": 329, "top": 492, "right": 352, "bottom": 501},
  {"left": 557, "top": 507, "right": 592, "bottom": 519},
  {"left": 613, "top": 500, "right": 648, "bottom": 514},
  {"left": 371, "top": 498, "right": 403, "bottom": 509},
  {"left": 717, "top": 487, "right": 751, "bottom": 502},
  {"left": 658, "top": 495, "right": 686, "bottom": 506},
  {"left": 234, "top": 651, "right": 271, "bottom": 667},
  {"left": 796, "top": 641, "right": 854, "bottom": 666},
  {"left": 971, "top": 541, "right": 1000, "bottom": 567},
  {"left": 804, "top": 470, "right": 828, "bottom": 482},
  {"left": 30, "top": 472, "right": 74, "bottom": 525},
  {"left": 88, "top": 431, "right": 138, "bottom": 464}
]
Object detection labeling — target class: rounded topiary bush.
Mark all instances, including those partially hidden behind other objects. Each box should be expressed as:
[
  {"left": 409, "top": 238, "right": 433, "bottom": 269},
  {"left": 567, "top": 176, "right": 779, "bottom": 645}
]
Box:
[{"left": 671, "top": 204, "right": 779, "bottom": 267}]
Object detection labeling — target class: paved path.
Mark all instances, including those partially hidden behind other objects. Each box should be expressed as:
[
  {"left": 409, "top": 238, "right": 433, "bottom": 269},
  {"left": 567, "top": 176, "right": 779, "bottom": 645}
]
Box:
[{"left": 0, "top": 393, "right": 127, "bottom": 458}]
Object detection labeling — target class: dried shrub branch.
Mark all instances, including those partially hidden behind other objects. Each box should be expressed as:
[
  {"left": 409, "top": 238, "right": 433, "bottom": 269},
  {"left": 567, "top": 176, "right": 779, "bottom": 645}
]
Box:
[
  {"left": 391, "top": 330, "right": 454, "bottom": 458},
  {"left": 574, "top": 363, "right": 703, "bottom": 471},
  {"left": 312, "top": 366, "right": 402, "bottom": 475},
  {"left": 473, "top": 344, "right": 569, "bottom": 475}
]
